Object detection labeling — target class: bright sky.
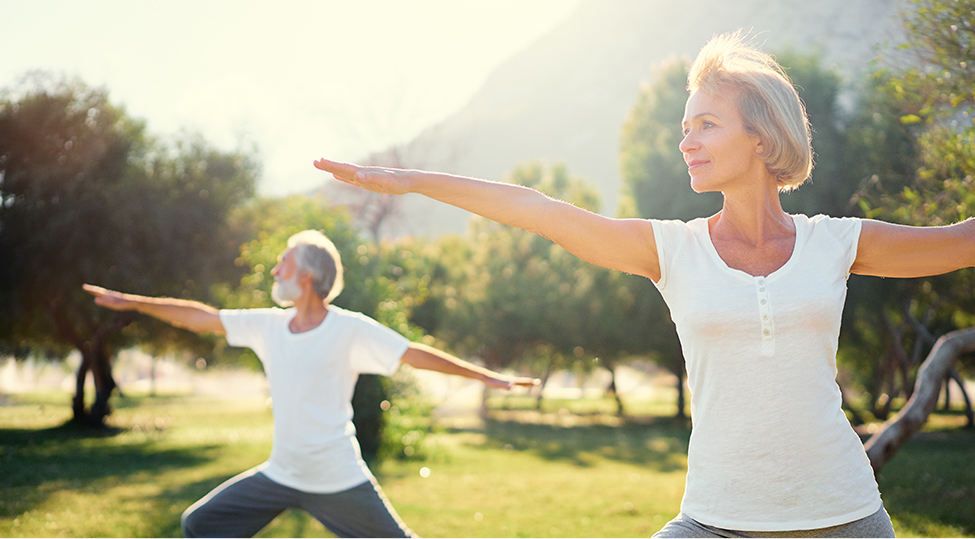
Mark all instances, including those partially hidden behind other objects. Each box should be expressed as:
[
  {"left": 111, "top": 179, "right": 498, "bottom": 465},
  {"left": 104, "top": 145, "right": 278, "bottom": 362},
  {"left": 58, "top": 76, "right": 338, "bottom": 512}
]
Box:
[{"left": 1, "top": 0, "right": 582, "bottom": 196}]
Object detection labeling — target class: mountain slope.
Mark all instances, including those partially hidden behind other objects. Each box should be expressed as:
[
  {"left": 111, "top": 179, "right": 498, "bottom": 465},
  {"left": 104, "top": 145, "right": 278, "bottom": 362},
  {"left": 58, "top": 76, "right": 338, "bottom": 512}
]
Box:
[{"left": 342, "top": 0, "right": 909, "bottom": 237}]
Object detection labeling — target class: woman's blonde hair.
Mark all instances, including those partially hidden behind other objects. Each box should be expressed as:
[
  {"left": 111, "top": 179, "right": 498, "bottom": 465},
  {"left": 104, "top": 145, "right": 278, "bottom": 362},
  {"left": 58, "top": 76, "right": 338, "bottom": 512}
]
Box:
[{"left": 687, "top": 31, "right": 813, "bottom": 191}]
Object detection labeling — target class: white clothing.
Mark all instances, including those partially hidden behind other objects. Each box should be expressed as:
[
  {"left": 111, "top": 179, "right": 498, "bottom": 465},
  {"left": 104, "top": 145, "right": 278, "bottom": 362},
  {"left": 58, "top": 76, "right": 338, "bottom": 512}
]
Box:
[
  {"left": 650, "top": 214, "right": 882, "bottom": 531},
  {"left": 220, "top": 305, "right": 410, "bottom": 493}
]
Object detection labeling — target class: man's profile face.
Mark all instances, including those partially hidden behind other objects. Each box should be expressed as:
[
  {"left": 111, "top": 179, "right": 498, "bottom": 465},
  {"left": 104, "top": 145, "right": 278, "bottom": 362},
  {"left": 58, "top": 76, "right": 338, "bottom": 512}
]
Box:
[{"left": 271, "top": 248, "right": 303, "bottom": 306}]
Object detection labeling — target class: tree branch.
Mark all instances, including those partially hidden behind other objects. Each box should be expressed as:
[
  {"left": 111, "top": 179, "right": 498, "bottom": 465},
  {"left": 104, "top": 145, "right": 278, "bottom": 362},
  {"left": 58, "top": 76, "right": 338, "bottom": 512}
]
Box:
[{"left": 864, "top": 326, "right": 975, "bottom": 474}]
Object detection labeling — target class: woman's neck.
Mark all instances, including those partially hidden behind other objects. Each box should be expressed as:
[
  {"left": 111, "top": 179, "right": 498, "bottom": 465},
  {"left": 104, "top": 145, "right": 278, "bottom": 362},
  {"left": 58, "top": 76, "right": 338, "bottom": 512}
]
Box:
[{"left": 712, "top": 177, "right": 792, "bottom": 246}]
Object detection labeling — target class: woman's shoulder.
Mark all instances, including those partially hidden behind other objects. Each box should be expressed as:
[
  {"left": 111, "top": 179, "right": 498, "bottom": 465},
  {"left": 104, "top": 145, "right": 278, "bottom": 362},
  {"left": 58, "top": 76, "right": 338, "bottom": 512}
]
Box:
[
  {"left": 794, "top": 214, "right": 863, "bottom": 253},
  {"left": 649, "top": 216, "right": 709, "bottom": 235},
  {"left": 795, "top": 213, "right": 861, "bottom": 234}
]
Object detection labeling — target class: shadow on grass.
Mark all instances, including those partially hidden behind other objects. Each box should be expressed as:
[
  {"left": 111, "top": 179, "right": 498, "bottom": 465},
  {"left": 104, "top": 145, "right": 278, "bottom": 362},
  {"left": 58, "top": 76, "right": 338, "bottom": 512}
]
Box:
[
  {"left": 0, "top": 421, "right": 221, "bottom": 523},
  {"left": 879, "top": 428, "right": 975, "bottom": 536},
  {"left": 474, "top": 414, "right": 691, "bottom": 472}
]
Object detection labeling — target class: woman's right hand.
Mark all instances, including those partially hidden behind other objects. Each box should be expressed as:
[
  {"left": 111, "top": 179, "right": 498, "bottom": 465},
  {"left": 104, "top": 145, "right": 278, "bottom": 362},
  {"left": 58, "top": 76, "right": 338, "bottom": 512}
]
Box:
[{"left": 313, "top": 158, "right": 413, "bottom": 196}]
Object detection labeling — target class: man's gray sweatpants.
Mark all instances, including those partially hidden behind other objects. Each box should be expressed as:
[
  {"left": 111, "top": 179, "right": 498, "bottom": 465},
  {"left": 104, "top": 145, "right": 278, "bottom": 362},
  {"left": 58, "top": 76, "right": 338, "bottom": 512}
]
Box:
[{"left": 181, "top": 467, "right": 414, "bottom": 538}]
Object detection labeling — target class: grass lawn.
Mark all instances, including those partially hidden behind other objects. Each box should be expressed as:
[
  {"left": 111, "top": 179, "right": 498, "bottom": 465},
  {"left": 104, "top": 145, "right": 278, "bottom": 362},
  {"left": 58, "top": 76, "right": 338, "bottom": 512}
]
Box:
[{"left": 1, "top": 390, "right": 973, "bottom": 537}]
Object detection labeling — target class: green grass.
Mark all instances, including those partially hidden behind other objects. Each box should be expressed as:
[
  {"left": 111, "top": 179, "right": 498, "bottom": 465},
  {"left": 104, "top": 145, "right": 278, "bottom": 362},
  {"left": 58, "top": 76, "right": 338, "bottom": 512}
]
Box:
[{"left": 1, "top": 391, "right": 973, "bottom": 537}]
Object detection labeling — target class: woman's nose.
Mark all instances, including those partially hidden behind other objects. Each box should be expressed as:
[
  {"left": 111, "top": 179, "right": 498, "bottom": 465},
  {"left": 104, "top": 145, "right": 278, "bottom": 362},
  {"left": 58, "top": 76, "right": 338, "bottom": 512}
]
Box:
[{"left": 678, "top": 130, "right": 697, "bottom": 154}]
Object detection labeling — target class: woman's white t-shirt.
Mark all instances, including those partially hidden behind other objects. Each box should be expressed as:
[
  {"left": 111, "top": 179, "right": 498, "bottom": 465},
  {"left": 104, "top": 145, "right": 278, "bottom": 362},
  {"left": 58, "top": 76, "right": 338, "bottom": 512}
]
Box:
[
  {"left": 650, "top": 214, "right": 882, "bottom": 531},
  {"left": 220, "top": 305, "right": 410, "bottom": 493}
]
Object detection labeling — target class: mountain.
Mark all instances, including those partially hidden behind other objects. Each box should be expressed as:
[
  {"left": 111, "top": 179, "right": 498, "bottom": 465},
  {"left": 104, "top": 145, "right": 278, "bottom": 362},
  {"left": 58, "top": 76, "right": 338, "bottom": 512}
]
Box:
[{"left": 330, "top": 0, "right": 909, "bottom": 238}]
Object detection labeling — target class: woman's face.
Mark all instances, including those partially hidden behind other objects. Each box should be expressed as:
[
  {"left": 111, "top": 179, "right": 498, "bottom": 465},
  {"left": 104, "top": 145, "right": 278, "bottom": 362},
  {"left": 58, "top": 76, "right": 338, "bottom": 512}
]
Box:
[{"left": 679, "top": 89, "right": 766, "bottom": 194}]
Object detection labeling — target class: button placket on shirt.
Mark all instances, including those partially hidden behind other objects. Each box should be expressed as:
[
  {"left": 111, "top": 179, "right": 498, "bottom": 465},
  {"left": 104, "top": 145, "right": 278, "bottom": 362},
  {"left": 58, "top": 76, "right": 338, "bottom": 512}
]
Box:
[{"left": 756, "top": 277, "right": 775, "bottom": 356}]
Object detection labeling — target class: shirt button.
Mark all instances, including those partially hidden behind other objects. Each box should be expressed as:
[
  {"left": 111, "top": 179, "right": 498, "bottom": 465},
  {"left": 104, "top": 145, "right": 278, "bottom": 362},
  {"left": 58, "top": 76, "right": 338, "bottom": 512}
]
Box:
[
  {"left": 759, "top": 287, "right": 766, "bottom": 292},
  {"left": 763, "top": 314, "right": 769, "bottom": 320},
  {"left": 760, "top": 299, "right": 767, "bottom": 305},
  {"left": 763, "top": 329, "right": 771, "bottom": 336},
  {"left": 758, "top": 279, "right": 765, "bottom": 285}
]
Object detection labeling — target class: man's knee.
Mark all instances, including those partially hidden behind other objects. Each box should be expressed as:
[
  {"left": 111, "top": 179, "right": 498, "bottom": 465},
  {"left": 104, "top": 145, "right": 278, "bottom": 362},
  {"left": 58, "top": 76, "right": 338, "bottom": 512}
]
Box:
[{"left": 181, "top": 503, "right": 206, "bottom": 538}]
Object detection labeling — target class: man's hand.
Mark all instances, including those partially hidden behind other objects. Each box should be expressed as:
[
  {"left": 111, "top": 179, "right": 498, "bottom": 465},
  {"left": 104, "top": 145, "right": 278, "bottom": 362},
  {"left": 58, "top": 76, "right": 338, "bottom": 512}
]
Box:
[
  {"left": 482, "top": 374, "right": 541, "bottom": 391},
  {"left": 83, "top": 284, "right": 140, "bottom": 311},
  {"left": 401, "top": 344, "right": 540, "bottom": 390}
]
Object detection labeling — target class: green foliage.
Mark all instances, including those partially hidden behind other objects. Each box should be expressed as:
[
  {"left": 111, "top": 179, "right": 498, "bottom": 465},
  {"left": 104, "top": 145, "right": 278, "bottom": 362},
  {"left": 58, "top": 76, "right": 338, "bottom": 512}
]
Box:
[
  {"left": 377, "top": 367, "right": 436, "bottom": 462},
  {"left": 0, "top": 73, "right": 258, "bottom": 424},
  {"left": 776, "top": 50, "right": 860, "bottom": 216},
  {"left": 430, "top": 163, "right": 606, "bottom": 377},
  {"left": 849, "top": 0, "right": 975, "bottom": 388},
  {"left": 619, "top": 58, "right": 721, "bottom": 220}
]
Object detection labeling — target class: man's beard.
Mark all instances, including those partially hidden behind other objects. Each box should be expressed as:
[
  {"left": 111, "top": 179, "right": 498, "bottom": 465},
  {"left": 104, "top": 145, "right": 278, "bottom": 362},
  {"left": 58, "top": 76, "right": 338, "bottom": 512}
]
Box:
[{"left": 271, "top": 274, "right": 303, "bottom": 306}]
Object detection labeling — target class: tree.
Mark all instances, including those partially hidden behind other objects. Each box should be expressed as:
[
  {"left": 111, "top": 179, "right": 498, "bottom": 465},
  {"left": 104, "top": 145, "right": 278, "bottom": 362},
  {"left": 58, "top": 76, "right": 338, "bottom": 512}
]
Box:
[
  {"left": 865, "top": 327, "right": 975, "bottom": 472},
  {"left": 0, "top": 74, "right": 257, "bottom": 426},
  {"left": 425, "top": 163, "right": 598, "bottom": 405},
  {"left": 852, "top": 0, "right": 975, "bottom": 465}
]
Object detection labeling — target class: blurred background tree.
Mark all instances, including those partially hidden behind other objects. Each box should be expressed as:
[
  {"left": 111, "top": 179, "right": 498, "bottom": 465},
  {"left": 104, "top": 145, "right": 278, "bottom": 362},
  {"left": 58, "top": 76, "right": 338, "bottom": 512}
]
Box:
[
  {"left": 0, "top": 74, "right": 258, "bottom": 426},
  {"left": 848, "top": 0, "right": 975, "bottom": 426}
]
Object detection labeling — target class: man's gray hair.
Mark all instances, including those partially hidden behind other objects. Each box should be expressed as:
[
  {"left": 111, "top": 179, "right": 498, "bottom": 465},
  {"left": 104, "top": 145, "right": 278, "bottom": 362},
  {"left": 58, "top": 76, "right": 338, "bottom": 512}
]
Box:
[{"left": 287, "top": 230, "right": 344, "bottom": 303}]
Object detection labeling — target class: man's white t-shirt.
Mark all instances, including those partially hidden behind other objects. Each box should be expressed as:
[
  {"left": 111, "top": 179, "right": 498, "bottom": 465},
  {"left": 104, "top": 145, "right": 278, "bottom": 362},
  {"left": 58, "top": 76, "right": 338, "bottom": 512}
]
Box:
[
  {"left": 651, "top": 214, "right": 882, "bottom": 531},
  {"left": 220, "top": 305, "right": 410, "bottom": 493}
]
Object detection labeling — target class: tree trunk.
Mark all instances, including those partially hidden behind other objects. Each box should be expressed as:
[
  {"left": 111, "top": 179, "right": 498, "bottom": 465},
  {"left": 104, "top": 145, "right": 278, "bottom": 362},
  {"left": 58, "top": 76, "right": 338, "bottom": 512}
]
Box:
[
  {"left": 947, "top": 367, "right": 974, "bottom": 428},
  {"left": 942, "top": 373, "right": 952, "bottom": 410},
  {"left": 48, "top": 292, "right": 132, "bottom": 427},
  {"left": 606, "top": 365, "right": 625, "bottom": 417},
  {"left": 88, "top": 340, "right": 118, "bottom": 425},
  {"left": 71, "top": 342, "right": 119, "bottom": 426},
  {"left": 674, "top": 353, "right": 687, "bottom": 419},
  {"left": 73, "top": 353, "right": 91, "bottom": 420},
  {"left": 863, "top": 327, "right": 975, "bottom": 474},
  {"left": 535, "top": 362, "right": 555, "bottom": 411}
]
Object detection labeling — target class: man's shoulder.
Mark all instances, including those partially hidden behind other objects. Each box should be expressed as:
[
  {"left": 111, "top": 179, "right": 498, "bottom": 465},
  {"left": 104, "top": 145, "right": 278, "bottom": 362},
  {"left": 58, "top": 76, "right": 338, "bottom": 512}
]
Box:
[
  {"left": 326, "top": 305, "right": 378, "bottom": 326},
  {"left": 221, "top": 306, "right": 293, "bottom": 318}
]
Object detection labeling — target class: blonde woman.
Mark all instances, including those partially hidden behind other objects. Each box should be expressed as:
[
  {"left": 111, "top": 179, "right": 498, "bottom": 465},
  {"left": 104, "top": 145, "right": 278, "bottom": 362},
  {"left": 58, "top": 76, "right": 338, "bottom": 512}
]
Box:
[{"left": 314, "top": 32, "right": 973, "bottom": 537}]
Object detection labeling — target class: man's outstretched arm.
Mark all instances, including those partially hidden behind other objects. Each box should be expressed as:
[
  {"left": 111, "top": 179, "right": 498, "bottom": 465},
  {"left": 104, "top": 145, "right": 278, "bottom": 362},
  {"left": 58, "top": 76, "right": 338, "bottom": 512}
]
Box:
[
  {"left": 83, "top": 284, "right": 226, "bottom": 335},
  {"left": 399, "top": 343, "right": 539, "bottom": 390}
]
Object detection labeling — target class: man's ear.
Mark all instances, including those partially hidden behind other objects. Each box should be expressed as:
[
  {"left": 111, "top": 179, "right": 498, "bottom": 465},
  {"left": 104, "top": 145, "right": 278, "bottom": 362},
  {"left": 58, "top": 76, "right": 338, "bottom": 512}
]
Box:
[{"left": 297, "top": 270, "right": 315, "bottom": 290}]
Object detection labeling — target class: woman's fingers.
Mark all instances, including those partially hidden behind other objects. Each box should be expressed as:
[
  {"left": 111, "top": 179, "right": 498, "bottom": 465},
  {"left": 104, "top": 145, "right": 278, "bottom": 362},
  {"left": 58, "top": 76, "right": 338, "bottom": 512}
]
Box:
[{"left": 313, "top": 158, "right": 359, "bottom": 181}]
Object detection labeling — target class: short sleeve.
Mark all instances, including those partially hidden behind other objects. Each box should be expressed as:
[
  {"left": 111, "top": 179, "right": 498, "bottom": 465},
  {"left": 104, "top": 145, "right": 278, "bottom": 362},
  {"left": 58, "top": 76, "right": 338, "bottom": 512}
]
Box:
[
  {"left": 220, "top": 308, "right": 280, "bottom": 350},
  {"left": 347, "top": 313, "right": 411, "bottom": 376},
  {"left": 812, "top": 215, "right": 862, "bottom": 276},
  {"left": 649, "top": 218, "right": 688, "bottom": 291}
]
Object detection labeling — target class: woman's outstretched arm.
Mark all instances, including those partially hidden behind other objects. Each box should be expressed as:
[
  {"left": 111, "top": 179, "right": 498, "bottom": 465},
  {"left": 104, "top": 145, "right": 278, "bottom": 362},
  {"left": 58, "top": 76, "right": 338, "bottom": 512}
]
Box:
[
  {"left": 852, "top": 218, "right": 975, "bottom": 278},
  {"left": 314, "top": 159, "right": 661, "bottom": 281}
]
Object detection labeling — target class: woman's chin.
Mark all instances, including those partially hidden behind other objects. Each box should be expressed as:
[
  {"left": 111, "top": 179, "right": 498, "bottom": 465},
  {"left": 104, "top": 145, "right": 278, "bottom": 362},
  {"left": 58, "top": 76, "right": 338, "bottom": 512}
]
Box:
[{"left": 689, "top": 179, "right": 716, "bottom": 194}]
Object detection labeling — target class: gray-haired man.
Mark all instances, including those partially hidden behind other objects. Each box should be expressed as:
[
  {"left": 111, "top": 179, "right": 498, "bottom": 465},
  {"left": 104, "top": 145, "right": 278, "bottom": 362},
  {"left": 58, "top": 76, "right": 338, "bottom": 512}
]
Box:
[{"left": 84, "top": 229, "right": 537, "bottom": 538}]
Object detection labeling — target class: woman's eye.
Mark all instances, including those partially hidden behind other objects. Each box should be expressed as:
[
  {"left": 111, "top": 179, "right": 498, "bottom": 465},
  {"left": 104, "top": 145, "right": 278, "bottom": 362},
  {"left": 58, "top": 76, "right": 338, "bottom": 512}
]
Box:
[{"left": 703, "top": 121, "right": 715, "bottom": 129}]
